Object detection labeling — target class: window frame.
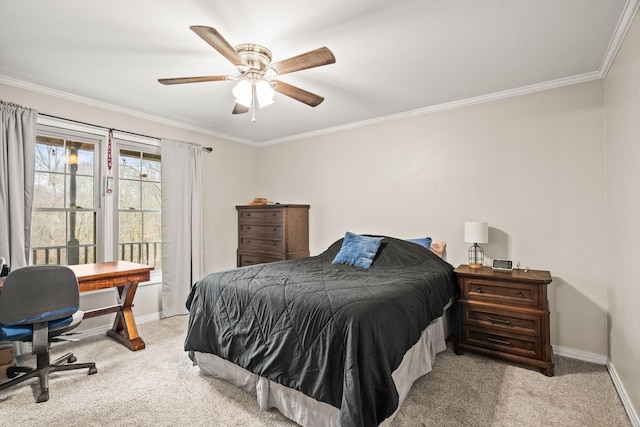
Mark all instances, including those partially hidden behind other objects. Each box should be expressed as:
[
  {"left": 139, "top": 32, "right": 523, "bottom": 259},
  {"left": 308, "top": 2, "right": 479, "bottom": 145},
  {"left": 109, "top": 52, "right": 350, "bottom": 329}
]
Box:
[
  {"left": 34, "top": 117, "right": 162, "bottom": 281},
  {"left": 112, "top": 134, "right": 162, "bottom": 270}
]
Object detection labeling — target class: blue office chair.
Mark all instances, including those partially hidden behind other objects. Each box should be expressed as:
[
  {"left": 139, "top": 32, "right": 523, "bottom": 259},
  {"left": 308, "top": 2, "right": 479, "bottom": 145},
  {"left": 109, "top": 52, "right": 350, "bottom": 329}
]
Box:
[{"left": 0, "top": 265, "right": 97, "bottom": 402}]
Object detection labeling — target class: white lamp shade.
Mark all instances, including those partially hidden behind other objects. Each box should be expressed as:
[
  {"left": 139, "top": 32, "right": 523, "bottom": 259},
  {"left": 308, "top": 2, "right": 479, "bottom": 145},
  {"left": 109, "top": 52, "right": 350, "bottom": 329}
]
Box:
[{"left": 464, "top": 221, "right": 488, "bottom": 244}]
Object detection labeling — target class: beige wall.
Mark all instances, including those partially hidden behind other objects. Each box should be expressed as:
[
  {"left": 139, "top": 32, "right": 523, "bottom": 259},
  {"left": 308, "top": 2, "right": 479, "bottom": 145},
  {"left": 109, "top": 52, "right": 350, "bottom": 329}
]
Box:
[
  {"left": 257, "top": 81, "right": 607, "bottom": 358},
  {"left": 605, "top": 9, "right": 640, "bottom": 422}
]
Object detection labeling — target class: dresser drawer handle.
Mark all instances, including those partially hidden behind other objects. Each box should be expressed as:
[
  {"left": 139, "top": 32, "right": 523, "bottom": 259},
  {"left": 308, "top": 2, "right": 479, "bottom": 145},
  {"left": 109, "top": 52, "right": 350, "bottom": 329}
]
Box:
[
  {"left": 476, "top": 287, "right": 483, "bottom": 293},
  {"left": 488, "top": 317, "right": 511, "bottom": 325},
  {"left": 517, "top": 291, "right": 523, "bottom": 297},
  {"left": 272, "top": 242, "right": 278, "bottom": 246},
  {"left": 487, "top": 337, "right": 511, "bottom": 346},
  {"left": 246, "top": 226, "right": 251, "bottom": 230}
]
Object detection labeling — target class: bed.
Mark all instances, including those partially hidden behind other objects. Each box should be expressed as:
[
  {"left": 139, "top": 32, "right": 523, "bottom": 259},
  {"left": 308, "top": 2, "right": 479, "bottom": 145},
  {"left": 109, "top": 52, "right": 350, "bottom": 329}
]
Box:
[{"left": 184, "top": 234, "right": 458, "bottom": 427}]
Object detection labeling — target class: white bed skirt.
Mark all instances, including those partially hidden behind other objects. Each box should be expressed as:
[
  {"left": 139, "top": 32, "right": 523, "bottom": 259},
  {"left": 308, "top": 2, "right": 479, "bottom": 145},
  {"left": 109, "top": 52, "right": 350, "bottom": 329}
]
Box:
[{"left": 193, "top": 305, "right": 452, "bottom": 426}]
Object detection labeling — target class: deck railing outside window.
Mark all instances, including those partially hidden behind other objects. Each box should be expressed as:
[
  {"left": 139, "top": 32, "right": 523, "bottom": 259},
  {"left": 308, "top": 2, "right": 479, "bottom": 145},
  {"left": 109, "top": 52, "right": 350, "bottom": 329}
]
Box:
[{"left": 31, "top": 241, "right": 161, "bottom": 269}]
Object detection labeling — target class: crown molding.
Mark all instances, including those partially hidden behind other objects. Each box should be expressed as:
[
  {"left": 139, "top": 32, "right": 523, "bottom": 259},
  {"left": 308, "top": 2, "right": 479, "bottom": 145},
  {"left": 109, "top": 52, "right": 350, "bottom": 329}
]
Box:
[
  {"left": 600, "top": 0, "right": 640, "bottom": 77},
  {"left": 261, "top": 71, "right": 603, "bottom": 146}
]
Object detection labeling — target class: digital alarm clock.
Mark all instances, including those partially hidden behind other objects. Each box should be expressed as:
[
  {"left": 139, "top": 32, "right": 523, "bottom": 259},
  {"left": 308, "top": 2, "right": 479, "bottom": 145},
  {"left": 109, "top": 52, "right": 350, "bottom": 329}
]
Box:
[{"left": 492, "top": 259, "right": 513, "bottom": 271}]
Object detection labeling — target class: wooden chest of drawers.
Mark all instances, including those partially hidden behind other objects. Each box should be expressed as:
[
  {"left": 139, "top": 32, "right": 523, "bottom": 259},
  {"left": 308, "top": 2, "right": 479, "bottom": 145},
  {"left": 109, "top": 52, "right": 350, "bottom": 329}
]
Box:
[
  {"left": 454, "top": 265, "right": 554, "bottom": 376},
  {"left": 236, "top": 204, "right": 310, "bottom": 267}
]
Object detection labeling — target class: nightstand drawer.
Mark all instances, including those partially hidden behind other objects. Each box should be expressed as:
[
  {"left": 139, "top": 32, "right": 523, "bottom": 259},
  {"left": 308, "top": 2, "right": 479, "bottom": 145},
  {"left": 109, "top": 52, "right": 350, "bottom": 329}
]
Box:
[
  {"left": 463, "top": 278, "right": 538, "bottom": 308},
  {"left": 463, "top": 326, "right": 541, "bottom": 360},
  {"left": 462, "top": 304, "right": 541, "bottom": 336}
]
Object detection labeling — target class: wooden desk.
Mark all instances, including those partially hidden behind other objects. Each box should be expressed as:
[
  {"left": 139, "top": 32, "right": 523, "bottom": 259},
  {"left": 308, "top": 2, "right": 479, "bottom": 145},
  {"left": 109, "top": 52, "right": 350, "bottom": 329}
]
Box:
[{"left": 0, "top": 261, "right": 153, "bottom": 351}]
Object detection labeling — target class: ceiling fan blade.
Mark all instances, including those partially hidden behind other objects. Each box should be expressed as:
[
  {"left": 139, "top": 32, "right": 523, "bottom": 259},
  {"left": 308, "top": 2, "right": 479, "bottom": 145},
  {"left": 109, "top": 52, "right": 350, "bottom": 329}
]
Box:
[
  {"left": 158, "top": 76, "right": 229, "bottom": 85},
  {"left": 190, "top": 26, "right": 246, "bottom": 67},
  {"left": 274, "top": 81, "right": 324, "bottom": 107},
  {"left": 270, "top": 47, "right": 335, "bottom": 76},
  {"left": 232, "top": 103, "right": 250, "bottom": 114}
]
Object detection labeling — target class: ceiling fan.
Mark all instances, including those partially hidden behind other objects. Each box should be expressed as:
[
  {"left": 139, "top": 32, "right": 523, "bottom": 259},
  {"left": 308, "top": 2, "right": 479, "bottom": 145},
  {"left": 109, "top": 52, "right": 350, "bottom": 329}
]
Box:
[{"left": 158, "top": 26, "right": 336, "bottom": 121}]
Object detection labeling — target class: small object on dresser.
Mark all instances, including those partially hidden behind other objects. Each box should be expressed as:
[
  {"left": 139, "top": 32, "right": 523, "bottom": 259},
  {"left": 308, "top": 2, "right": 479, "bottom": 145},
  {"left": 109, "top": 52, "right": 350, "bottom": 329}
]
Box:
[
  {"left": 249, "top": 197, "right": 268, "bottom": 205},
  {"left": 492, "top": 259, "right": 513, "bottom": 270}
]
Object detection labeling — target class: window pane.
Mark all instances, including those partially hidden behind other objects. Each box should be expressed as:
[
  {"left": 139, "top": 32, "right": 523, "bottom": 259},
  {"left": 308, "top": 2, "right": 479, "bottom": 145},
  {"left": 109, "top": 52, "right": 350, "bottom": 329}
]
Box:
[
  {"left": 119, "top": 211, "right": 142, "bottom": 243},
  {"left": 141, "top": 181, "right": 161, "bottom": 210},
  {"left": 33, "top": 171, "right": 65, "bottom": 208},
  {"left": 119, "top": 211, "right": 143, "bottom": 264},
  {"left": 143, "top": 212, "right": 162, "bottom": 242},
  {"left": 31, "top": 211, "right": 66, "bottom": 264},
  {"left": 66, "top": 175, "right": 94, "bottom": 209},
  {"left": 67, "top": 211, "right": 96, "bottom": 265},
  {"left": 35, "top": 136, "right": 65, "bottom": 173},
  {"left": 142, "top": 152, "right": 161, "bottom": 182},
  {"left": 69, "top": 142, "right": 95, "bottom": 175},
  {"left": 119, "top": 179, "right": 140, "bottom": 209},
  {"left": 120, "top": 150, "right": 142, "bottom": 179}
]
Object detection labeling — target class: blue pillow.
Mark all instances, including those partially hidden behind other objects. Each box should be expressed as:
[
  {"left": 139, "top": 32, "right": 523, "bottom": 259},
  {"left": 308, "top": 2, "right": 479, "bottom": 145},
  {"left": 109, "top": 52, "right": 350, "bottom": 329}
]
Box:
[
  {"left": 406, "top": 237, "right": 432, "bottom": 249},
  {"left": 332, "top": 232, "right": 383, "bottom": 268}
]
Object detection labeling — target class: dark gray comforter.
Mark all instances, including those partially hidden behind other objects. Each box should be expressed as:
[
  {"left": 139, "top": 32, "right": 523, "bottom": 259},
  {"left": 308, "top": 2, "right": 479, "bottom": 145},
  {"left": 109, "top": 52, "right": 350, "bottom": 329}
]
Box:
[{"left": 185, "top": 236, "right": 457, "bottom": 426}]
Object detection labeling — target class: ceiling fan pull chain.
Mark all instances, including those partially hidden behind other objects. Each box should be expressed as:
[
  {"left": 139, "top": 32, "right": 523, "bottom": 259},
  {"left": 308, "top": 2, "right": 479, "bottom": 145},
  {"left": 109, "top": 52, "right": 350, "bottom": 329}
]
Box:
[{"left": 251, "top": 81, "right": 257, "bottom": 123}]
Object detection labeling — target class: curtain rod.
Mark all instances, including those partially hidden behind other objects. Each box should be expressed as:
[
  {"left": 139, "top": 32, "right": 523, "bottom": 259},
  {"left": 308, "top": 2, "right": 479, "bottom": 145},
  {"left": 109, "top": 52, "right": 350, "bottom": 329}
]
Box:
[{"left": 38, "top": 113, "right": 213, "bottom": 152}]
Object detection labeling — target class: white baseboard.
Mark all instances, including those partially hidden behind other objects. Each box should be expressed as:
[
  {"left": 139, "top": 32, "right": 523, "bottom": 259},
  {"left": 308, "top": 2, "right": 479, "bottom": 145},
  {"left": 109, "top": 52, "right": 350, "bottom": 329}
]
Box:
[
  {"left": 553, "top": 345, "right": 638, "bottom": 427},
  {"left": 71, "top": 311, "right": 162, "bottom": 340},
  {"left": 553, "top": 345, "right": 608, "bottom": 365},
  {"left": 608, "top": 361, "right": 640, "bottom": 427}
]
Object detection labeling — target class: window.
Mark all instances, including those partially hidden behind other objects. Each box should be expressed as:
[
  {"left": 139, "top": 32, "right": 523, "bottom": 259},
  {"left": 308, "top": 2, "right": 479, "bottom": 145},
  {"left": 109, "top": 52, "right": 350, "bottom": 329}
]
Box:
[
  {"left": 31, "top": 119, "right": 162, "bottom": 271},
  {"left": 32, "top": 131, "right": 99, "bottom": 265},
  {"left": 117, "top": 148, "right": 162, "bottom": 269}
]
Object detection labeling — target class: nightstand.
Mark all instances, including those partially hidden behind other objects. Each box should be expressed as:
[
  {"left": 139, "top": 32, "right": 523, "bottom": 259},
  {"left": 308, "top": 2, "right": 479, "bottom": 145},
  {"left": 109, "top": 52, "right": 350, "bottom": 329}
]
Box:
[{"left": 454, "top": 265, "right": 554, "bottom": 376}]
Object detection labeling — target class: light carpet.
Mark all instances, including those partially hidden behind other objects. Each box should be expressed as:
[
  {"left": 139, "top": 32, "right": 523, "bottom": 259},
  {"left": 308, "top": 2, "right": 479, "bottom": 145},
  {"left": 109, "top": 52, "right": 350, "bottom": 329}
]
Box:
[{"left": 0, "top": 315, "right": 631, "bottom": 426}]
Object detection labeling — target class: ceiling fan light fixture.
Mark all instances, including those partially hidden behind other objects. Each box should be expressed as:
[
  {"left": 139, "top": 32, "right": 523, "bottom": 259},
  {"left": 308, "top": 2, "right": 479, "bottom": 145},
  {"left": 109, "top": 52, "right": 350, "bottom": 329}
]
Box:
[
  {"left": 232, "top": 79, "right": 252, "bottom": 107},
  {"left": 256, "top": 79, "right": 275, "bottom": 108}
]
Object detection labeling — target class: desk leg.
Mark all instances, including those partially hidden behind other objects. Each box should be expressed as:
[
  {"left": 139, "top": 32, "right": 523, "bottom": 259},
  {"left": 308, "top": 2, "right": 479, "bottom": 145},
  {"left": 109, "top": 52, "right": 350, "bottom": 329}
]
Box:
[{"left": 106, "top": 282, "right": 146, "bottom": 351}]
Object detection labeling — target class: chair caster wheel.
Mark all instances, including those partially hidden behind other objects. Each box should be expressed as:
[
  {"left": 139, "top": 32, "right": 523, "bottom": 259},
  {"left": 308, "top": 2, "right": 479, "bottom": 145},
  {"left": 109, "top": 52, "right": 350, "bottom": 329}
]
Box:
[
  {"left": 37, "top": 389, "right": 50, "bottom": 403},
  {"left": 67, "top": 355, "right": 77, "bottom": 363},
  {"left": 88, "top": 366, "right": 97, "bottom": 375}
]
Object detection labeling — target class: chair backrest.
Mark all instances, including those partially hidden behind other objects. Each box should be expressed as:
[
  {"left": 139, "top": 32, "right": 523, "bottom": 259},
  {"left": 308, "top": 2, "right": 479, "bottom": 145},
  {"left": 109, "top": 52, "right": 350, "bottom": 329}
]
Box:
[{"left": 0, "top": 265, "right": 79, "bottom": 326}]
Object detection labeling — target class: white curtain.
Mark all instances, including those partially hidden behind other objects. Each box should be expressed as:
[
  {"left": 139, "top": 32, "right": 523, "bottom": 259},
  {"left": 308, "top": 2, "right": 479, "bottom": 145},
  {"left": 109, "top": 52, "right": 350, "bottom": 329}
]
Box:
[
  {"left": 160, "top": 138, "right": 204, "bottom": 317},
  {"left": 0, "top": 101, "right": 38, "bottom": 268}
]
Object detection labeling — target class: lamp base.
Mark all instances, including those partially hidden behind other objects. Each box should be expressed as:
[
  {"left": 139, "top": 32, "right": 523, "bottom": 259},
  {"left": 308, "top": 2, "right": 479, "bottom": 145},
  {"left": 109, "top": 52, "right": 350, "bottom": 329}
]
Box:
[{"left": 468, "top": 263, "right": 483, "bottom": 269}]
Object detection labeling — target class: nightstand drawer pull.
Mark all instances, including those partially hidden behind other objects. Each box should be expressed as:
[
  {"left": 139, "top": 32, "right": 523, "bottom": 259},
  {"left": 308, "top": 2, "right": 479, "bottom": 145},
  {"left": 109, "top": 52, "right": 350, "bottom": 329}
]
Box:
[
  {"left": 517, "top": 291, "right": 523, "bottom": 297},
  {"left": 487, "top": 337, "right": 512, "bottom": 346},
  {"left": 488, "top": 317, "right": 511, "bottom": 325},
  {"left": 476, "top": 287, "right": 483, "bottom": 293}
]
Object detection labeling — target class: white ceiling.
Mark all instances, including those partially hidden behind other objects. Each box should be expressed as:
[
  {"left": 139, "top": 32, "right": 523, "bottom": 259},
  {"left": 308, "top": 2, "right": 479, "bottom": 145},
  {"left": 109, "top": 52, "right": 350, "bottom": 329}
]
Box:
[{"left": 0, "top": 1, "right": 636, "bottom": 145}]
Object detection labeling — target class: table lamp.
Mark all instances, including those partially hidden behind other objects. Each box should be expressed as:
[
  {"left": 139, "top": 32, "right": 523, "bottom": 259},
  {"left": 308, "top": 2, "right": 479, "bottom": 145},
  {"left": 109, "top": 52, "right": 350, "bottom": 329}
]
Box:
[{"left": 464, "top": 221, "right": 488, "bottom": 268}]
